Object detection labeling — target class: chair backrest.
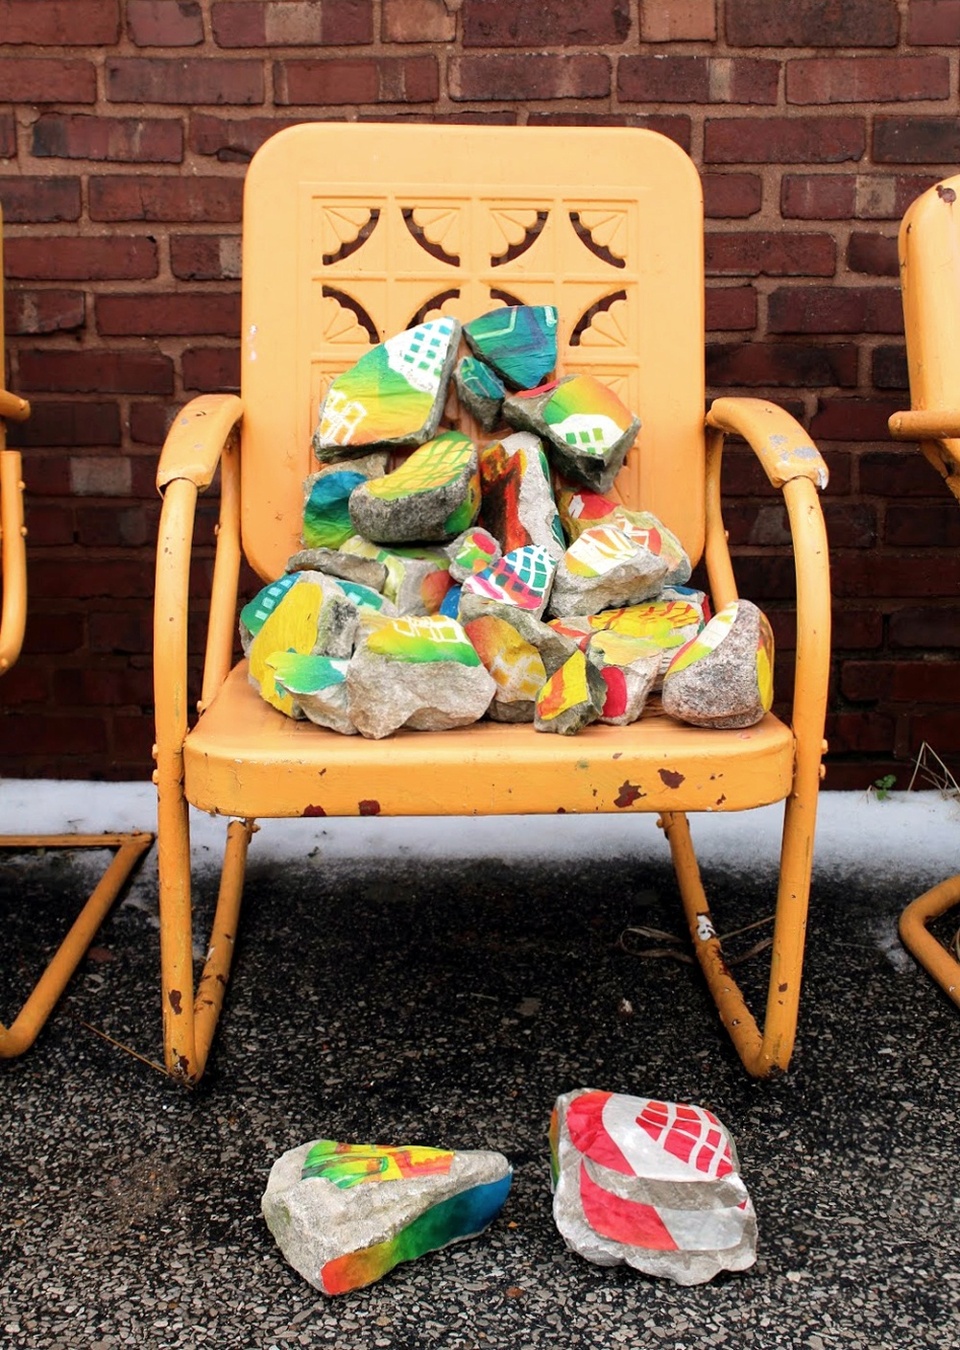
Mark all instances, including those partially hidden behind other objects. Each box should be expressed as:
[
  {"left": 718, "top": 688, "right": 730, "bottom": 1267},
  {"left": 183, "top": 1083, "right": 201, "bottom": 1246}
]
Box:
[
  {"left": 898, "top": 173, "right": 960, "bottom": 416},
  {"left": 240, "top": 124, "right": 706, "bottom": 584}
]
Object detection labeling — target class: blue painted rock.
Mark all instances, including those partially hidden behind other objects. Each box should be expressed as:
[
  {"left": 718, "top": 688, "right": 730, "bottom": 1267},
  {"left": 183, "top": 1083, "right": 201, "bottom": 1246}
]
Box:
[
  {"left": 502, "top": 374, "right": 640, "bottom": 494},
  {"left": 479, "top": 431, "right": 566, "bottom": 561},
  {"left": 262, "top": 1138, "right": 512, "bottom": 1295},
  {"left": 302, "top": 454, "right": 389, "bottom": 550},
  {"left": 454, "top": 354, "right": 506, "bottom": 431},
  {"left": 313, "top": 316, "right": 461, "bottom": 458},
  {"left": 550, "top": 1088, "right": 757, "bottom": 1286},
  {"left": 239, "top": 571, "right": 302, "bottom": 654},
  {"left": 463, "top": 304, "right": 559, "bottom": 390},
  {"left": 348, "top": 431, "right": 481, "bottom": 545},
  {"left": 547, "top": 525, "right": 668, "bottom": 618},
  {"left": 661, "top": 599, "right": 774, "bottom": 729}
]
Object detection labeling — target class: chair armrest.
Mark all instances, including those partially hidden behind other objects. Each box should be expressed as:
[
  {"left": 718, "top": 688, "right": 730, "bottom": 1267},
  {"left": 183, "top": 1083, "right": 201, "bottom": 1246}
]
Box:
[
  {"left": 0, "top": 389, "right": 30, "bottom": 423},
  {"left": 707, "top": 396, "right": 829, "bottom": 491},
  {"left": 157, "top": 394, "right": 243, "bottom": 493},
  {"left": 888, "top": 408, "right": 960, "bottom": 445}
]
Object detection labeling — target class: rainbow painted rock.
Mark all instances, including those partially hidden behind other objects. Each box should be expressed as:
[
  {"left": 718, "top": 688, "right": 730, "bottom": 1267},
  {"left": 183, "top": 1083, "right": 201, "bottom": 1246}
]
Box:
[
  {"left": 548, "top": 525, "right": 668, "bottom": 619},
  {"left": 348, "top": 430, "right": 481, "bottom": 545},
  {"left": 458, "top": 544, "right": 557, "bottom": 622},
  {"left": 454, "top": 354, "right": 506, "bottom": 431},
  {"left": 586, "top": 631, "right": 661, "bottom": 726},
  {"left": 262, "top": 1138, "right": 512, "bottom": 1296},
  {"left": 548, "top": 597, "right": 706, "bottom": 677},
  {"left": 302, "top": 454, "right": 389, "bottom": 550},
  {"left": 463, "top": 304, "right": 559, "bottom": 391},
  {"left": 503, "top": 374, "right": 640, "bottom": 494},
  {"left": 550, "top": 1088, "right": 757, "bottom": 1286},
  {"left": 479, "top": 431, "right": 566, "bottom": 561},
  {"left": 661, "top": 599, "right": 774, "bottom": 729},
  {"left": 267, "top": 652, "right": 355, "bottom": 735},
  {"left": 445, "top": 525, "right": 502, "bottom": 583},
  {"left": 346, "top": 614, "right": 496, "bottom": 738},
  {"left": 340, "top": 535, "right": 453, "bottom": 616},
  {"left": 534, "top": 648, "right": 606, "bottom": 735},
  {"left": 464, "top": 605, "right": 578, "bottom": 723},
  {"left": 313, "top": 317, "right": 461, "bottom": 458},
  {"left": 247, "top": 575, "right": 359, "bottom": 716},
  {"left": 239, "top": 571, "right": 302, "bottom": 654},
  {"left": 556, "top": 486, "right": 692, "bottom": 588}
]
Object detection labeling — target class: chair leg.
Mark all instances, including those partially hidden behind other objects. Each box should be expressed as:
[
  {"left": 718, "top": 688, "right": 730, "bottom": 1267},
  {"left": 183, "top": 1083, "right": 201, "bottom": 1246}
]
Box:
[
  {"left": 660, "top": 796, "right": 817, "bottom": 1078},
  {"left": 899, "top": 877, "right": 960, "bottom": 1009},
  {"left": 157, "top": 775, "right": 253, "bottom": 1083},
  {"left": 0, "top": 831, "right": 154, "bottom": 1058}
]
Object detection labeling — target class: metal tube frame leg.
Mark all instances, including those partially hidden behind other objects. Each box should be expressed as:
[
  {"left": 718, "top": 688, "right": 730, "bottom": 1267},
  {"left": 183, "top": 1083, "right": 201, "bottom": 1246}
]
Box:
[{"left": 899, "top": 877, "right": 960, "bottom": 1008}]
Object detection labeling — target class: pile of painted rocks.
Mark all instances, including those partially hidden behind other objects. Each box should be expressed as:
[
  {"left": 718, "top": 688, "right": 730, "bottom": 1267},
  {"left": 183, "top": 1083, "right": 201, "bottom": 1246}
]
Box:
[
  {"left": 242, "top": 305, "right": 775, "bottom": 738},
  {"left": 260, "top": 1090, "right": 756, "bottom": 1295}
]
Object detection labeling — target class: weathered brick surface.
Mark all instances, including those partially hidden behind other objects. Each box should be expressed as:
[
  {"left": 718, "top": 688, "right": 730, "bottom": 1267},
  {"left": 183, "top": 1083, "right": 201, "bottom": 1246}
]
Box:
[{"left": 0, "top": 8, "right": 957, "bottom": 782}]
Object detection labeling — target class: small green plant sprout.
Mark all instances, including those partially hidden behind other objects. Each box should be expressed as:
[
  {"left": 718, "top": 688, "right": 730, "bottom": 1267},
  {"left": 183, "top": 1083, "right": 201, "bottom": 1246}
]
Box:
[{"left": 870, "top": 773, "right": 897, "bottom": 801}]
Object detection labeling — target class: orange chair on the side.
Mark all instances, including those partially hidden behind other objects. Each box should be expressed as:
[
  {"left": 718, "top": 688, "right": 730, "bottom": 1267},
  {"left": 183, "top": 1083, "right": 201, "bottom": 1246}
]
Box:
[
  {"left": 889, "top": 173, "right": 960, "bottom": 1009},
  {"left": 0, "top": 202, "right": 153, "bottom": 1059},
  {"left": 153, "top": 124, "right": 831, "bottom": 1084}
]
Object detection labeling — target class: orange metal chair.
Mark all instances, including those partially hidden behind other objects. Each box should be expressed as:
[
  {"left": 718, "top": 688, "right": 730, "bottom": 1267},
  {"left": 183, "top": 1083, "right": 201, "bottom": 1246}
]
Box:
[
  {"left": 153, "top": 124, "right": 831, "bottom": 1084},
  {"left": 0, "top": 202, "right": 153, "bottom": 1059},
  {"left": 889, "top": 173, "right": 960, "bottom": 1009}
]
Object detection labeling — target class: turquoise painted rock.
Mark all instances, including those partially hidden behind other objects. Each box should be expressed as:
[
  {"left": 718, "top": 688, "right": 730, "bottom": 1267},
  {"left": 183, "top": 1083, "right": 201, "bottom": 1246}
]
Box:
[
  {"left": 454, "top": 355, "right": 506, "bottom": 431},
  {"left": 458, "top": 544, "right": 557, "bottom": 623},
  {"left": 348, "top": 431, "right": 481, "bottom": 545},
  {"left": 302, "top": 454, "right": 389, "bottom": 551},
  {"left": 503, "top": 374, "right": 640, "bottom": 494},
  {"left": 267, "top": 652, "right": 356, "bottom": 735},
  {"left": 463, "top": 304, "right": 559, "bottom": 391}
]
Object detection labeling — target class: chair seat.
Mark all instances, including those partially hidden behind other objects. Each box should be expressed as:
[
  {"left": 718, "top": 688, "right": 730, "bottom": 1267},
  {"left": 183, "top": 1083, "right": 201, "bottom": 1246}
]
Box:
[{"left": 182, "top": 662, "right": 795, "bottom": 819}]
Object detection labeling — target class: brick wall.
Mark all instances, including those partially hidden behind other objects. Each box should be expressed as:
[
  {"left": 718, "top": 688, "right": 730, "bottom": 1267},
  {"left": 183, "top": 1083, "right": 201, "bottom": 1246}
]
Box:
[{"left": 2, "top": 0, "right": 960, "bottom": 786}]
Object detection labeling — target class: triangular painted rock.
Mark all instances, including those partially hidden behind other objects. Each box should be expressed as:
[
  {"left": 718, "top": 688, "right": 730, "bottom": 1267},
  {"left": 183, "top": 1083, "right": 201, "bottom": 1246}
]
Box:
[
  {"left": 479, "top": 431, "right": 566, "bottom": 561},
  {"left": 348, "top": 430, "right": 481, "bottom": 544},
  {"left": 239, "top": 571, "right": 301, "bottom": 654},
  {"left": 454, "top": 354, "right": 506, "bottom": 431},
  {"left": 534, "top": 648, "right": 606, "bottom": 735},
  {"left": 464, "top": 605, "right": 578, "bottom": 723},
  {"left": 346, "top": 614, "right": 496, "bottom": 738},
  {"left": 556, "top": 485, "right": 692, "bottom": 587},
  {"left": 445, "top": 525, "right": 502, "bottom": 583},
  {"left": 550, "top": 1089, "right": 757, "bottom": 1286},
  {"left": 458, "top": 544, "right": 557, "bottom": 622},
  {"left": 266, "top": 652, "right": 355, "bottom": 734},
  {"left": 262, "top": 1138, "right": 512, "bottom": 1295},
  {"left": 313, "top": 317, "right": 461, "bottom": 458},
  {"left": 586, "top": 631, "right": 661, "bottom": 726},
  {"left": 661, "top": 599, "right": 774, "bottom": 729},
  {"left": 463, "top": 304, "right": 559, "bottom": 391},
  {"left": 503, "top": 374, "right": 640, "bottom": 493},
  {"left": 547, "top": 525, "right": 668, "bottom": 618},
  {"left": 302, "top": 454, "right": 389, "bottom": 550}
]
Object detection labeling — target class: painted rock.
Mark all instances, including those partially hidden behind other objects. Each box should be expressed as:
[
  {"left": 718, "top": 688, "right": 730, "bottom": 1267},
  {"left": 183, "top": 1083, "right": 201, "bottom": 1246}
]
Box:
[
  {"left": 548, "top": 597, "right": 706, "bottom": 678},
  {"left": 346, "top": 614, "right": 496, "bottom": 738},
  {"left": 550, "top": 1088, "right": 757, "bottom": 1286},
  {"left": 479, "top": 431, "right": 566, "bottom": 561},
  {"left": 503, "top": 374, "right": 640, "bottom": 494},
  {"left": 262, "top": 1138, "right": 512, "bottom": 1296},
  {"left": 266, "top": 652, "right": 355, "bottom": 735},
  {"left": 464, "top": 605, "right": 578, "bottom": 723},
  {"left": 534, "top": 648, "right": 606, "bottom": 735},
  {"left": 459, "top": 544, "right": 557, "bottom": 622},
  {"left": 247, "top": 575, "right": 359, "bottom": 717},
  {"left": 302, "top": 454, "right": 389, "bottom": 551},
  {"left": 463, "top": 304, "right": 559, "bottom": 391},
  {"left": 586, "top": 631, "right": 661, "bottom": 726},
  {"left": 340, "top": 535, "right": 453, "bottom": 616},
  {"left": 557, "top": 486, "right": 691, "bottom": 587},
  {"left": 313, "top": 316, "right": 461, "bottom": 458},
  {"left": 286, "top": 547, "right": 388, "bottom": 595},
  {"left": 454, "top": 354, "right": 506, "bottom": 431},
  {"left": 445, "top": 525, "right": 502, "bottom": 583},
  {"left": 348, "top": 430, "right": 481, "bottom": 545},
  {"left": 548, "top": 525, "right": 668, "bottom": 619},
  {"left": 661, "top": 599, "right": 774, "bottom": 730},
  {"left": 239, "top": 571, "right": 301, "bottom": 654}
]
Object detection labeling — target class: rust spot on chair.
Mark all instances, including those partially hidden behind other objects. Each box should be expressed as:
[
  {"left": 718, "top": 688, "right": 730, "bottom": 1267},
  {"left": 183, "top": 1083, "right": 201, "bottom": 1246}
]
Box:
[
  {"left": 936, "top": 184, "right": 957, "bottom": 204},
  {"left": 615, "top": 780, "right": 645, "bottom": 808},
  {"left": 659, "top": 768, "right": 685, "bottom": 788},
  {"left": 303, "top": 804, "right": 327, "bottom": 817},
  {"left": 168, "top": 989, "right": 182, "bottom": 1015},
  {"left": 359, "top": 799, "right": 381, "bottom": 816}
]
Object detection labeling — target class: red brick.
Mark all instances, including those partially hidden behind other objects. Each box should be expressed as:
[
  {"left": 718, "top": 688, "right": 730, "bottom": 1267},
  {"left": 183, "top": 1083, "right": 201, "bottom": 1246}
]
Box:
[
  {"left": 871, "top": 344, "right": 908, "bottom": 389},
  {"left": 96, "top": 293, "right": 241, "bottom": 336},
  {"left": 170, "top": 234, "right": 241, "bottom": 280},
  {"left": 787, "top": 57, "right": 949, "bottom": 105},
  {"left": 831, "top": 552, "right": 960, "bottom": 599},
  {"left": 705, "top": 285, "right": 757, "bottom": 330},
  {"left": 182, "top": 346, "right": 241, "bottom": 392},
  {"left": 704, "top": 116, "right": 865, "bottom": 164},
  {"left": 8, "top": 402, "right": 121, "bottom": 448},
  {"left": 702, "top": 173, "right": 762, "bottom": 219},
  {"left": 448, "top": 55, "right": 610, "bottom": 101},
  {"left": 781, "top": 174, "right": 856, "bottom": 220},
  {"left": 212, "top": 0, "right": 373, "bottom": 45},
  {"left": 706, "top": 341, "right": 858, "bottom": 388},
  {"left": 4, "top": 290, "right": 85, "bottom": 335},
  {"left": 889, "top": 605, "right": 960, "bottom": 649},
  {"left": 127, "top": 0, "right": 205, "bottom": 46},
  {"left": 190, "top": 113, "right": 303, "bottom": 162},
  {"left": 7, "top": 453, "right": 72, "bottom": 497},
  {"left": 725, "top": 0, "right": 899, "bottom": 46},
  {"left": 846, "top": 231, "right": 899, "bottom": 277},
  {"left": 52, "top": 663, "right": 154, "bottom": 708},
  {"left": 18, "top": 349, "right": 174, "bottom": 396},
  {"left": 641, "top": 0, "right": 716, "bottom": 40},
  {"left": 384, "top": 0, "right": 456, "bottom": 41},
  {"left": 4, "top": 236, "right": 159, "bottom": 282},
  {"left": 89, "top": 608, "right": 153, "bottom": 655},
  {"left": 715, "top": 58, "right": 780, "bottom": 105},
  {"left": 31, "top": 114, "right": 183, "bottom": 164},
  {"left": 0, "top": 112, "right": 15, "bottom": 159},
  {"left": 844, "top": 658, "right": 960, "bottom": 703},
  {"left": 859, "top": 448, "right": 953, "bottom": 495},
  {"left": 908, "top": 0, "right": 960, "bottom": 43},
  {"left": 873, "top": 117, "right": 960, "bottom": 164},
  {"left": 0, "top": 59, "right": 97, "bottom": 104},
  {"left": 89, "top": 175, "right": 243, "bottom": 222},
  {"left": 768, "top": 286, "right": 903, "bottom": 334},
  {"left": 28, "top": 557, "right": 156, "bottom": 599},
  {"left": 809, "top": 396, "right": 904, "bottom": 439},
  {"left": 0, "top": 178, "right": 81, "bottom": 224},
  {"left": 18, "top": 503, "right": 75, "bottom": 548},
  {"left": 106, "top": 58, "right": 264, "bottom": 105},
  {"left": 705, "top": 231, "right": 835, "bottom": 276},
  {"left": 129, "top": 401, "right": 180, "bottom": 444},
  {"left": 831, "top": 607, "right": 884, "bottom": 649},
  {"left": 76, "top": 503, "right": 157, "bottom": 548},
  {"left": 0, "top": 714, "right": 108, "bottom": 759},
  {"left": 618, "top": 56, "right": 709, "bottom": 103},
  {"left": 883, "top": 502, "right": 960, "bottom": 547},
  {"left": 277, "top": 57, "right": 439, "bottom": 104},
  {"left": 463, "top": 0, "right": 629, "bottom": 44},
  {"left": 525, "top": 113, "right": 690, "bottom": 148},
  {"left": 0, "top": 0, "right": 120, "bottom": 43},
  {"left": 825, "top": 711, "right": 897, "bottom": 755}
]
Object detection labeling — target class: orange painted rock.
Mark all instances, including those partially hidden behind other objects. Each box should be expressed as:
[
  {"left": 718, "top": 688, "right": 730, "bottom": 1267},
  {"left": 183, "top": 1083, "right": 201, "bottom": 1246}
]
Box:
[{"left": 534, "top": 648, "right": 606, "bottom": 735}]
